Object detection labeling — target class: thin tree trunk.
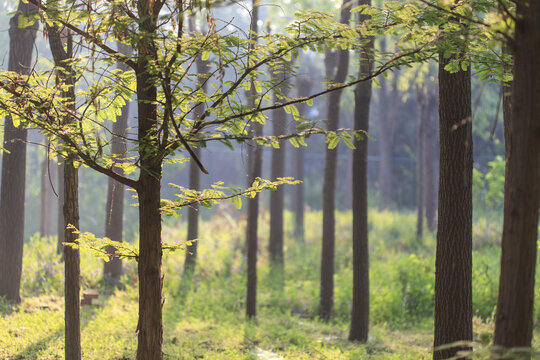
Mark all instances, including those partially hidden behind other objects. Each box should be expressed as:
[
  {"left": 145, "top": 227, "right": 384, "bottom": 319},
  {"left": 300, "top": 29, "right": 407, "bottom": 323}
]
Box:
[
  {"left": 40, "top": 139, "right": 56, "bottom": 237},
  {"left": 103, "top": 42, "right": 131, "bottom": 281},
  {"left": 493, "top": 0, "right": 540, "bottom": 355},
  {"left": 416, "top": 87, "right": 426, "bottom": 240},
  {"left": 57, "top": 161, "right": 65, "bottom": 254},
  {"left": 184, "top": 24, "right": 208, "bottom": 273},
  {"left": 424, "top": 82, "right": 438, "bottom": 232},
  {"left": 319, "top": 0, "right": 351, "bottom": 321},
  {"left": 48, "top": 24, "right": 81, "bottom": 360},
  {"left": 245, "top": 0, "right": 260, "bottom": 319},
  {"left": 269, "top": 66, "right": 288, "bottom": 267},
  {"left": 0, "top": 0, "right": 38, "bottom": 303},
  {"left": 349, "top": 0, "right": 373, "bottom": 341},
  {"left": 291, "top": 76, "right": 312, "bottom": 243},
  {"left": 433, "top": 47, "right": 473, "bottom": 360}
]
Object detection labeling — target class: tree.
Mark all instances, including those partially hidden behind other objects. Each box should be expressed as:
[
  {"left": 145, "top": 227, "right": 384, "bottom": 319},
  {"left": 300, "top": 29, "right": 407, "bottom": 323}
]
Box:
[
  {"left": 493, "top": 0, "right": 540, "bottom": 356},
  {"left": 0, "top": 0, "right": 38, "bottom": 303},
  {"left": 319, "top": 0, "right": 351, "bottom": 321},
  {"left": 103, "top": 42, "right": 131, "bottom": 281},
  {"left": 433, "top": 20, "right": 473, "bottom": 360},
  {"left": 423, "top": 79, "right": 438, "bottom": 232},
  {"left": 349, "top": 0, "right": 373, "bottom": 342},
  {"left": 268, "top": 63, "right": 289, "bottom": 269},
  {"left": 40, "top": 138, "right": 56, "bottom": 237}
]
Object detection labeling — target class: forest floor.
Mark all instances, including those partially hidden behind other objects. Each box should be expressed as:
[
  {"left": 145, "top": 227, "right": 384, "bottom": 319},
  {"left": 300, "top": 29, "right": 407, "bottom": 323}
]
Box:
[{"left": 1, "top": 208, "right": 539, "bottom": 359}]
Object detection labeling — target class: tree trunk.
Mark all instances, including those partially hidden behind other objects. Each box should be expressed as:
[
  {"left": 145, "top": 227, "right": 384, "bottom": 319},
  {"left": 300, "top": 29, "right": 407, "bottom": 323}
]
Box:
[
  {"left": 424, "top": 83, "right": 438, "bottom": 232},
  {"left": 0, "top": 0, "right": 38, "bottom": 303},
  {"left": 377, "top": 39, "right": 398, "bottom": 210},
  {"left": 245, "top": 0, "right": 260, "bottom": 319},
  {"left": 433, "top": 51, "right": 473, "bottom": 359},
  {"left": 40, "top": 139, "right": 56, "bottom": 237},
  {"left": 184, "top": 35, "right": 208, "bottom": 274},
  {"left": 493, "top": 0, "right": 540, "bottom": 355},
  {"left": 319, "top": 0, "right": 350, "bottom": 321},
  {"left": 416, "top": 87, "right": 426, "bottom": 240},
  {"left": 349, "top": 1, "right": 373, "bottom": 341},
  {"left": 57, "top": 161, "right": 65, "bottom": 255},
  {"left": 291, "top": 76, "right": 312, "bottom": 243},
  {"left": 269, "top": 66, "right": 288, "bottom": 267},
  {"left": 103, "top": 42, "right": 131, "bottom": 281}
]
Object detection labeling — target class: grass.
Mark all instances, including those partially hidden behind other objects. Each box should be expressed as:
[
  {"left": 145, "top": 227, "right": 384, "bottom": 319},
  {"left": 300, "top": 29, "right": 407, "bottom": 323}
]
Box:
[{"left": 1, "top": 207, "right": 538, "bottom": 359}]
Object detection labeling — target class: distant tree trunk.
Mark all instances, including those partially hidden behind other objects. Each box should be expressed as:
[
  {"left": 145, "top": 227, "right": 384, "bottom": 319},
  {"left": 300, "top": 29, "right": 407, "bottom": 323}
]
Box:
[
  {"left": 40, "top": 139, "right": 56, "bottom": 237},
  {"left": 377, "top": 39, "right": 398, "bottom": 210},
  {"left": 319, "top": 0, "right": 350, "bottom": 321},
  {"left": 103, "top": 42, "right": 131, "bottom": 281},
  {"left": 349, "top": 0, "right": 373, "bottom": 341},
  {"left": 433, "top": 43, "right": 473, "bottom": 359},
  {"left": 245, "top": 0, "right": 260, "bottom": 319},
  {"left": 291, "top": 76, "right": 312, "bottom": 242},
  {"left": 493, "top": 0, "right": 540, "bottom": 355},
  {"left": 268, "top": 65, "right": 288, "bottom": 267},
  {"left": 423, "top": 82, "right": 438, "bottom": 232},
  {"left": 184, "top": 23, "right": 209, "bottom": 274},
  {"left": 57, "top": 161, "right": 65, "bottom": 255},
  {"left": 416, "top": 86, "right": 426, "bottom": 240},
  {"left": 48, "top": 25, "right": 81, "bottom": 360},
  {"left": 0, "top": 0, "right": 38, "bottom": 303}
]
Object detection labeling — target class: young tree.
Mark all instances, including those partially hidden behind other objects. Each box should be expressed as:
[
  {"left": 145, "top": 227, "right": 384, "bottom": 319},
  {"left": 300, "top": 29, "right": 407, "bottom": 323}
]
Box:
[
  {"left": 319, "top": 0, "right": 351, "bottom": 321},
  {"left": 0, "top": 0, "right": 38, "bottom": 303},
  {"left": 349, "top": 0, "right": 373, "bottom": 342},
  {"left": 433, "top": 19, "right": 473, "bottom": 360},
  {"left": 103, "top": 42, "right": 131, "bottom": 281},
  {"left": 423, "top": 81, "right": 438, "bottom": 231},
  {"left": 40, "top": 138, "right": 56, "bottom": 237},
  {"left": 493, "top": 0, "right": 540, "bottom": 355}
]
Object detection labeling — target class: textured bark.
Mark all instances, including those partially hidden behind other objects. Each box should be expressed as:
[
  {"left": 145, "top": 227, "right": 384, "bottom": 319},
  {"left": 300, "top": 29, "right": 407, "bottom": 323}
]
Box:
[
  {"left": 291, "top": 76, "right": 312, "bottom": 242},
  {"left": 493, "top": 0, "right": 540, "bottom": 355},
  {"left": 103, "top": 42, "right": 131, "bottom": 280},
  {"left": 319, "top": 0, "right": 350, "bottom": 321},
  {"left": 0, "top": 0, "right": 38, "bottom": 303},
  {"left": 268, "top": 67, "right": 288, "bottom": 266},
  {"left": 349, "top": 1, "right": 373, "bottom": 341},
  {"left": 424, "top": 84, "right": 438, "bottom": 232},
  {"left": 57, "top": 161, "right": 65, "bottom": 255},
  {"left": 377, "top": 39, "right": 398, "bottom": 210},
  {"left": 433, "top": 51, "right": 473, "bottom": 359},
  {"left": 245, "top": 0, "right": 260, "bottom": 319}
]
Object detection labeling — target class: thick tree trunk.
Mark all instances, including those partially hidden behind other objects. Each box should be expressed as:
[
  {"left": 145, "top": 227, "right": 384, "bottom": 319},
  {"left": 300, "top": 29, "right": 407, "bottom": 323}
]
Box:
[
  {"left": 269, "top": 67, "right": 288, "bottom": 267},
  {"left": 0, "top": 0, "right": 38, "bottom": 303},
  {"left": 103, "top": 42, "right": 131, "bottom": 281},
  {"left": 433, "top": 52, "right": 473, "bottom": 359},
  {"left": 424, "top": 84, "right": 438, "bottom": 232},
  {"left": 493, "top": 0, "right": 540, "bottom": 355},
  {"left": 349, "top": 3, "right": 373, "bottom": 340},
  {"left": 245, "top": 0, "right": 260, "bottom": 319},
  {"left": 319, "top": 0, "right": 350, "bottom": 321}
]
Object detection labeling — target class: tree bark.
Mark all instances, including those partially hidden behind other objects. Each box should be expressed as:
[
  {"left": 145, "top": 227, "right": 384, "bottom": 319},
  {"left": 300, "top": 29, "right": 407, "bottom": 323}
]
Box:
[
  {"left": 245, "top": 0, "right": 260, "bottom": 319},
  {"left": 0, "top": 0, "right": 38, "bottom": 303},
  {"left": 268, "top": 66, "right": 288, "bottom": 267},
  {"left": 433, "top": 49, "right": 473, "bottom": 359},
  {"left": 103, "top": 42, "right": 131, "bottom": 281},
  {"left": 319, "top": 0, "right": 350, "bottom": 321},
  {"left": 349, "top": 0, "right": 373, "bottom": 341},
  {"left": 493, "top": 0, "right": 540, "bottom": 355}
]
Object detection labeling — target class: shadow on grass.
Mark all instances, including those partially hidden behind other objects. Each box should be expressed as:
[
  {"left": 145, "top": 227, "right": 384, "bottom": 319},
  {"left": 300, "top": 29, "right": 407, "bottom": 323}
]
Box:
[{"left": 14, "top": 327, "right": 63, "bottom": 360}]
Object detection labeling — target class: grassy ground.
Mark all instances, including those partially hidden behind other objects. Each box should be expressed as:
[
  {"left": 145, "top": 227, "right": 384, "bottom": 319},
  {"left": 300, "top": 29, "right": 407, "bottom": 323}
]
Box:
[{"left": 0, "top": 208, "right": 538, "bottom": 359}]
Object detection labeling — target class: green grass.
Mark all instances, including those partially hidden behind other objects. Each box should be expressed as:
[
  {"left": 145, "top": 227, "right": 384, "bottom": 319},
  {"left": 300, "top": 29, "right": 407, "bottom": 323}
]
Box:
[{"left": 1, "top": 208, "right": 538, "bottom": 359}]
